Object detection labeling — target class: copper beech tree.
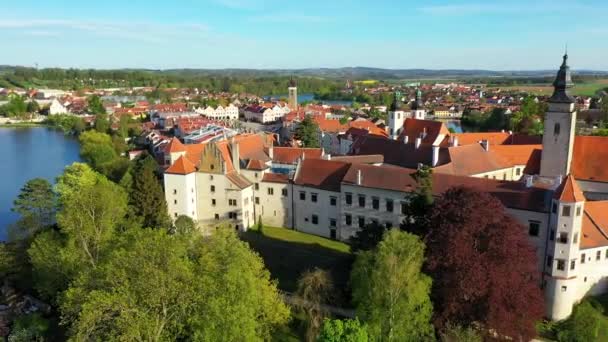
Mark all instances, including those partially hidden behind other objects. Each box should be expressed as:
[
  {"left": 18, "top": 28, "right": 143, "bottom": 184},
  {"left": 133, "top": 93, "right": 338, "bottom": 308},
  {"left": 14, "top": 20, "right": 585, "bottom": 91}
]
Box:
[{"left": 424, "top": 187, "right": 544, "bottom": 340}]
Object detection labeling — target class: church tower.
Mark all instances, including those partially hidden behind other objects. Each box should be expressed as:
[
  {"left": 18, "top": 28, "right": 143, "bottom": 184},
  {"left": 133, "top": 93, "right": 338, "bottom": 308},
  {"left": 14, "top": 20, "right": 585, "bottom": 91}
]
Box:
[
  {"left": 288, "top": 77, "right": 298, "bottom": 110},
  {"left": 387, "top": 91, "right": 406, "bottom": 139},
  {"left": 411, "top": 88, "right": 426, "bottom": 120},
  {"left": 540, "top": 53, "right": 577, "bottom": 179}
]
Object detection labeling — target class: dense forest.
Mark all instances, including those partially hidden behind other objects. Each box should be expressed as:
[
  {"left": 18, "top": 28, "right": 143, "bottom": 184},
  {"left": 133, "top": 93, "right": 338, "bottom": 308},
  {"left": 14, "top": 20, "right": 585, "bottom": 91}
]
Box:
[{"left": 0, "top": 66, "right": 342, "bottom": 96}]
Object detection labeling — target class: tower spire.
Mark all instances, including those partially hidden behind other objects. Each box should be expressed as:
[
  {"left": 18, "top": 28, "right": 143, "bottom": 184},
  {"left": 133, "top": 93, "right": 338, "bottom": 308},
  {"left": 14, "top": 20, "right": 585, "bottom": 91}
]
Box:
[{"left": 549, "top": 52, "right": 574, "bottom": 103}]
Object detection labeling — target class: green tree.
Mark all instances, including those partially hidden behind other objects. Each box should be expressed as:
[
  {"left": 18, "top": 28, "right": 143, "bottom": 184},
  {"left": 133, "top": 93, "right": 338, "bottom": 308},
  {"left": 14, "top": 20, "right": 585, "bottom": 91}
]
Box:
[
  {"left": 118, "top": 114, "right": 129, "bottom": 138},
  {"left": 400, "top": 165, "right": 434, "bottom": 237},
  {"left": 189, "top": 228, "right": 290, "bottom": 341},
  {"left": 55, "top": 170, "right": 128, "bottom": 268},
  {"left": 87, "top": 94, "right": 106, "bottom": 115},
  {"left": 6, "top": 95, "right": 27, "bottom": 118},
  {"left": 29, "top": 163, "right": 128, "bottom": 301},
  {"left": 349, "top": 221, "right": 388, "bottom": 253},
  {"left": 351, "top": 230, "right": 434, "bottom": 342},
  {"left": 318, "top": 318, "right": 368, "bottom": 342},
  {"left": 26, "top": 100, "right": 40, "bottom": 114},
  {"left": 173, "top": 215, "right": 196, "bottom": 235},
  {"left": 128, "top": 154, "right": 171, "bottom": 229},
  {"left": 60, "top": 228, "right": 196, "bottom": 341},
  {"left": 555, "top": 300, "right": 607, "bottom": 342},
  {"left": 79, "top": 130, "right": 118, "bottom": 169},
  {"left": 8, "top": 313, "right": 49, "bottom": 342},
  {"left": 295, "top": 115, "right": 320, "bottom": 148},
  {"left": 440, "top": 323, "right": 482, "bottom": 342},
  {"left": 94, "top": 112, "right": 110, "bottom": 133},
  {"left": 295, "top": 268, "right": 334, "bottom": 342},
  {"left": 10, "top": 178, "right": 56, "bottom": 239}
]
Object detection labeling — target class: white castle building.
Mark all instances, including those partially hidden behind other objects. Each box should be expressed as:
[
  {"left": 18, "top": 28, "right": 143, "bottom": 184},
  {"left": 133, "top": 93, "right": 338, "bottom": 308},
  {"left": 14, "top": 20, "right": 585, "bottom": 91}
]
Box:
[{"left": 163, "top": 54, "right": 608, "bottom": 321}]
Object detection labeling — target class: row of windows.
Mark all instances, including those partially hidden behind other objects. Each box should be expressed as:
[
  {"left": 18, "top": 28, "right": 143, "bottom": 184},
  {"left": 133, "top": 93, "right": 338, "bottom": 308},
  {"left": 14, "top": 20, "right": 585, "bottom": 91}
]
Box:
[
  {"left": 345, "top": 193, "right": 405, "bottom": 213},
  {"left": 344, "top": 214, "right": 392, "bottom": 229},
  {"left": 307, "top": 215, "right": 337, "bottom": 228},
  {"left": 298, "top": 191, "right": 338, "bottom": 206},
  {"left": 551, "top": 203, "right": 582, "bottom": 217},
  {"left": 547, "top": 249, "right": 608, "bottom": 271}
]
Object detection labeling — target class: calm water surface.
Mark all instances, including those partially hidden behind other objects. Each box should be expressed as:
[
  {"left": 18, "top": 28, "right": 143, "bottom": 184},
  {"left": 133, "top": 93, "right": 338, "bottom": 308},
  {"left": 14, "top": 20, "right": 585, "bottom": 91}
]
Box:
[{"left": 0, "top": 127, "right": 81, "bottom": 240}]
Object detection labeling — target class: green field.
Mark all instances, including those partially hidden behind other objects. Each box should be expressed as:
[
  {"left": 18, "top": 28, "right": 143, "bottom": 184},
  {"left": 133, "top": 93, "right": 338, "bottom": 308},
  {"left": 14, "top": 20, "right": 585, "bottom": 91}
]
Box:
[{"left": 494, "top": 79, "right": 608, "bottom": 96}]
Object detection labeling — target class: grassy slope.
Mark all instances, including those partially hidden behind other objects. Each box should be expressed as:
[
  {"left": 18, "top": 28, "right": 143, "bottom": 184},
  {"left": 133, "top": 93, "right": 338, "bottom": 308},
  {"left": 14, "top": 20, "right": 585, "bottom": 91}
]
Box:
[{"left": 242, "top": 226, "right": 353, "bottom": 298}]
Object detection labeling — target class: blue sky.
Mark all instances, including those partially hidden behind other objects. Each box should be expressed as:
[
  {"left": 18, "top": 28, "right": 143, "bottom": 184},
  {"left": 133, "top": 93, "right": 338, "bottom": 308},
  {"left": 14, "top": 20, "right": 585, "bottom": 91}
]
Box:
[{"left": 1, "top": 0, "right": 607, "bottom": 70}]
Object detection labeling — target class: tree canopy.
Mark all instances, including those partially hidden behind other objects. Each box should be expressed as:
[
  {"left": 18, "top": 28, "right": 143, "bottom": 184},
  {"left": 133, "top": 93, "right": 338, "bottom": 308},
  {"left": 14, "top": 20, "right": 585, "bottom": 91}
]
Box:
[
  {"left": 295, "top": 115, "right": 320, "bottom": 148},
  {"left": 351, "top": 229, "right": 434, "bottom": 341},
  {"left": 10, "top": 178, "right": 56, "bottom": 240},
  {"left": 25, "top": 164, "right": 289, "bottom": 340},
  {"left": 318, "top": 318, "right": 368, "bottom": 342},
  {"left": 424, "top": 187, "right": 544, "bottom": 340},
  {"left": 127, "top": 154, "right": 171, "bottom": 230}
]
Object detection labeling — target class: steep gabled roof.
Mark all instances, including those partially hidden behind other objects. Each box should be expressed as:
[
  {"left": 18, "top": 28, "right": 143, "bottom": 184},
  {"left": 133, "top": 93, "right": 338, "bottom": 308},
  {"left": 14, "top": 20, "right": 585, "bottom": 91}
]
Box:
[
  {"left": 433, "top": 144, "right": 512, "bottom": 176},
  {"left": 164, "top": 137, "right": 186, "bottom": 153},
  {"left": 581, "top": 201, "right": 608, "bottom": 249},
  {"left": 398, "top": 118, "right": 449, "bottom": 146},
  {"left": 165, "top": 155, "right": 196, "bottom": 175},
  {"left": 553, "top": 175, "right": 585, "bottom": 202}
]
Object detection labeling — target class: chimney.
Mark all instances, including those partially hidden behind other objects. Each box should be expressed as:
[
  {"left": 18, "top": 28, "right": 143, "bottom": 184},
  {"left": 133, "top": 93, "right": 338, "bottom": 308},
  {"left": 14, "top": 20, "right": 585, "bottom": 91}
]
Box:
[
  {"left": 481, "top": 139, "right": 490, "bottom": 151},
  {"left": 452, "top": 136, "right": 459, "bottom": 147},
  {"left": 524, "top": 175, "right": 534, "bottom": 188},
  {"left": 268, "top": 145, "right": 274, "bottom": 159},
  {"left": 403, "top": 135, "right": 409, "bottom": 144},
  {"left": 432, "top": 145, "right": 440, "bottom": 167},
  {"left": 356, "top": 169, "right": 362, "bottom": 185},
  {"left": 301, "top": 152, "right": 306, "bottom": 160},
  {"left": 231, "top": 138, "right": 240, "bottom": 173},
  {"left": 415, "top": 137, "right": 422, "bottom": 149}
]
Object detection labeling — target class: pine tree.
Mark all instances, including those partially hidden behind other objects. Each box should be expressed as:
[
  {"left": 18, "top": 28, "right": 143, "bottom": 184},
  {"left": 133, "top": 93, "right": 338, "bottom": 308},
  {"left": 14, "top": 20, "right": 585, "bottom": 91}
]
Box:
[{"left": 129, "top": 154, "right": 171, "bottom": 229}]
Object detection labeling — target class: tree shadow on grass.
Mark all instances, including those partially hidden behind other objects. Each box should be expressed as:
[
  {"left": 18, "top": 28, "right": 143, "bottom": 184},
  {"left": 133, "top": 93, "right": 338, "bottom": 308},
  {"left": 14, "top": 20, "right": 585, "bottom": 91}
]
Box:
[{"left": 240, "top": 230, "right": 354, "bottom": 308}]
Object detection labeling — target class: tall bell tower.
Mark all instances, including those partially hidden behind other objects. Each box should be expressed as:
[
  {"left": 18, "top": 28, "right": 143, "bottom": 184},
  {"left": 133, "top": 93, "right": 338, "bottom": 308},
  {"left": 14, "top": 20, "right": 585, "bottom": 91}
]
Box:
[
  {"left": 540, "top": 53, "right": 577, "bottom": 179},
  {"left": 288, "top": 77, "right": 298, "bottom": 110}
]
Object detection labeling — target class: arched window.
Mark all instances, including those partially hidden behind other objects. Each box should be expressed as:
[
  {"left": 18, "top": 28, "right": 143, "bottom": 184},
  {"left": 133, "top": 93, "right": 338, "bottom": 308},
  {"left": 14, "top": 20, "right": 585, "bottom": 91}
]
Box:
[{"left": 554, "top": 123, "right": 561, "bottom": 136}]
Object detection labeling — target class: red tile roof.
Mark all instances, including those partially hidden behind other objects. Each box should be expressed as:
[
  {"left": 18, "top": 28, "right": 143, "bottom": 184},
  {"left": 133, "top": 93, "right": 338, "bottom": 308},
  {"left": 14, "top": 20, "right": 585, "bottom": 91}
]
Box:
[
  {"left": 350, "top": 134, "right": 440, "bottom": 169},
  {"left": 571, "top": 136, "right": 608, "bottom": 182},
  {"left": 294, "top": 159, "right": 351, "bottom": 192},
  {"left": 398, "top": 118, "right": 450, "bottom": 145},
  {"left": 165, "top": 155, "right": 196, "bottom": 175},
  {"left": 581, "top": 201, "right": 608, "bottom": 249},
  {"left": 246, "top": 159, "right": 268, "bottom": 170},
  {"left": 273, "top": 147, "right": 323, "bottom": 164},
  {"left": 433, "top": 144, "right": 513, "bottom": 176},
  {"left": 491, "top": 144, "right": 542, "bottom": 166},
  {"left": 451, "top": 132, "right": 542, "bottom": 146},
  {"left": 554, "top": 175, "right": 585, "bottom": 202},
  {"left": 164, "top": 137, "right": 186, "bottom": 153},
  {"left": 262, "top": 172, "right": 290, "bottom": 184},
  {"left": 342, "top": 164, "right": 418, "bottom": 192}
]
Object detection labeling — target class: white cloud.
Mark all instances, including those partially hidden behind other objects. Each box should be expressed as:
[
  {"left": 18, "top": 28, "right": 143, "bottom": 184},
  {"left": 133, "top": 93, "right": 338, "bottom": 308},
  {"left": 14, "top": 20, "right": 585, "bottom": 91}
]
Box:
[
  {"left": 418, "top": 2, "right": 594, "bottom": 16},
  {"left": 248, "top": 13, "right": 329, "bottom": 23},
  {"left": 0, "top": 18, "right": 210, "bottom": 43}
]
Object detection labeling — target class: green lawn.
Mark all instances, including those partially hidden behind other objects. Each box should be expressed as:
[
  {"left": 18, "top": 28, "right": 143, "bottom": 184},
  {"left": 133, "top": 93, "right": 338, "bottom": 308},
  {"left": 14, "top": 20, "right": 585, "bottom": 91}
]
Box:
[
  {"left": 250, "top": 225, "right": 350, "bottom": 254},
  {"left": 242, "top": 226, "right": 354, "bottom": 302}
]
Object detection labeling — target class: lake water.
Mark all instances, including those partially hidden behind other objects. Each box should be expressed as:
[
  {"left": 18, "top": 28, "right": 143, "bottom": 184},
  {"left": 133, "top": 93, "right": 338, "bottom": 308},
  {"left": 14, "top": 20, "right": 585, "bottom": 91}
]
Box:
[
  {"left": 264, "top": 93, "right": 353, "bottom": 106},
  {"left": 0, "top": 127, "right": 81, "bottom": 240}
]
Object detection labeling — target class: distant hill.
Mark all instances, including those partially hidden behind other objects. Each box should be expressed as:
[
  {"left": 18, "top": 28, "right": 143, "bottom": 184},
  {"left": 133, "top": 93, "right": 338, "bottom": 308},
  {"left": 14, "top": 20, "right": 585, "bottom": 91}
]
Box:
[{"left": 2, "top": 65, "right": 607, "bottom": 81}]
